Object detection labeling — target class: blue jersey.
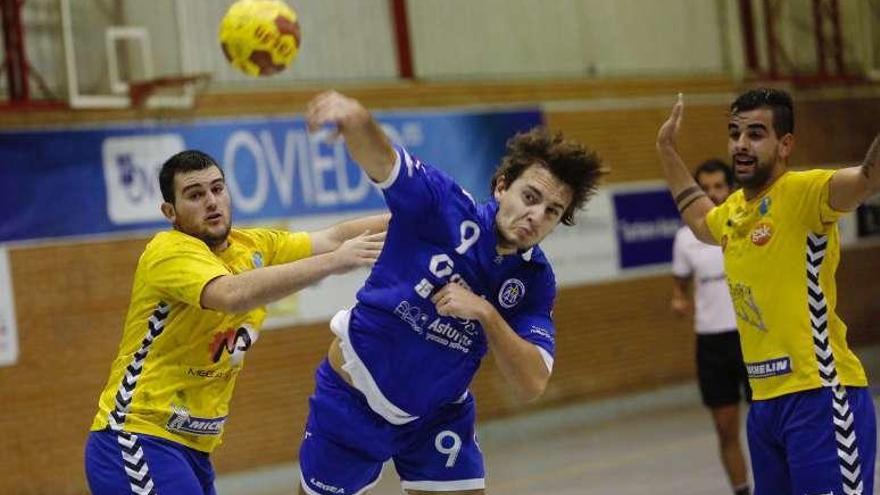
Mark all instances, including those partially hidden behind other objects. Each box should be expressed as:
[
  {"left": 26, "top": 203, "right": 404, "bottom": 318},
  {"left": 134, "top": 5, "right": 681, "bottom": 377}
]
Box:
[{"left": 330, "top": 146, "right": 557, "bottom": 424}]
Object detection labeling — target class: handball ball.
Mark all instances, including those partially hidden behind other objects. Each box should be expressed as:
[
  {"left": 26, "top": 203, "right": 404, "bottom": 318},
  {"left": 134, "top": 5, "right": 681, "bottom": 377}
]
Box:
[{"left": 219, "top": 0, "right": 301, "bottom": 77}]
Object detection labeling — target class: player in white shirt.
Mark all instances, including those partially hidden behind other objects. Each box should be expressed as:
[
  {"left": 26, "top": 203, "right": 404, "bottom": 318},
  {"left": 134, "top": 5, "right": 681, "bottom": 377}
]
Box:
[{"left": 671, "top": 159, "right": 751, "bottom": 495}]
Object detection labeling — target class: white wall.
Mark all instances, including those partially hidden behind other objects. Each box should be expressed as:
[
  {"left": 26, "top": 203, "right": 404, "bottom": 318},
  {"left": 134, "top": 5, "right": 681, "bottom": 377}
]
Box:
[
  {"left": 10, "top": 0, "right": 879, "bottom": 102},
  {"left": 407, "top": 0, "right": 734, "bottom": 78}
]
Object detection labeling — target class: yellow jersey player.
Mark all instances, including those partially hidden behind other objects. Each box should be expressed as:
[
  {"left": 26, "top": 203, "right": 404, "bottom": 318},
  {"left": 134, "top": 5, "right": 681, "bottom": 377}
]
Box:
[
  {"left": 85, "top": 150, "right": 388, "bottom": 495},
  {"left": 657, "top": 88, "right": 879, "bottom": 495}
]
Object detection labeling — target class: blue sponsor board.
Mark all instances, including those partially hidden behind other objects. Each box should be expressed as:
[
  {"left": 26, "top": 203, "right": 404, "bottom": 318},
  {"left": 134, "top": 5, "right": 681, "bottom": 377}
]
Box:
[
  {"left": 611, "top": 186, "right": 681, "bottom": 269},
  {"left": 0, "top": 108, "right": 541, "bottom": 242}
]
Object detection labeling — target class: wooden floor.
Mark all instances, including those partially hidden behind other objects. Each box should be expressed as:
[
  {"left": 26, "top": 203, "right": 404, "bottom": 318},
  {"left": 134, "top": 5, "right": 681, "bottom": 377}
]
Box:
[{"left": 216, "top": 376, "right": 880, "bottom": 495}]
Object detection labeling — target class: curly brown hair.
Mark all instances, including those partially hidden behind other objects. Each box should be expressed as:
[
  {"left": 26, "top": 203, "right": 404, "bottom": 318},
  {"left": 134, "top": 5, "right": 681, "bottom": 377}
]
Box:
[{"left": 490, "top": 127, "right": 604, "bottom": 225}]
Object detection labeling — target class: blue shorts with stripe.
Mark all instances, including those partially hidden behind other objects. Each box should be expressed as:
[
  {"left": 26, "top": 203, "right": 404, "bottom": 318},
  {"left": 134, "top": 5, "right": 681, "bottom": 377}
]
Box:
[
  {"left": 299, "top": 359, "right": 485, "bottom": 495},
  {"left": 85, "top": 428, "right": 216, "bottom": 495},
  {"left": 748, "top": 386, "right": 876, "bottom": 495}
]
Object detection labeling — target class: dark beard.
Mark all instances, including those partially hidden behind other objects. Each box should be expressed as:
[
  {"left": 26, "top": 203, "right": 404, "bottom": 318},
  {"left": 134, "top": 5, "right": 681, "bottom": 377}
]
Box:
[
  {"left": 736, "top": 160, "right": 775, "bottom": 191},
  {"left": 198, "top": 226, "right": 231, "bottom": 249},
  {"left": 175, "top": 222, "right": 230, "bottom": 249}
]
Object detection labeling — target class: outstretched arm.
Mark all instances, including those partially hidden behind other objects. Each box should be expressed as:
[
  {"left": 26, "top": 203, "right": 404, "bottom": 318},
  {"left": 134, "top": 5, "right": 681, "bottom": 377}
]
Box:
[
  {"left": 431, "top": 283, "right": 550, "bottom": 402},
  {"left": 201, "top": 231, "right": 384, "bottom": 313},
  {"left": 309, "top": 213, "right": 391, "bottom": 255},
  {"left": 306, "top": 90, "right": 397, "bottom": 183},
  {"left": 656, "top": 94, "right": 718, "bottom": 245},
  {"left": 829, "top": 134, "right": 880, "bottom": 212}
]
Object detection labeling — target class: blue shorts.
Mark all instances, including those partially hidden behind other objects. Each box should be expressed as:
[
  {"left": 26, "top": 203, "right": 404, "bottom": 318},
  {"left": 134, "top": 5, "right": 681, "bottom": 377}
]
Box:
[
  {"left": 85, "top": 428, "right": 216, "bottom": 495},
  {"left": 748, "top": 386, "right": 876, "bottom": 495},
  {"left": 299, "top": 359, "right": 485, "bottom": 494}
]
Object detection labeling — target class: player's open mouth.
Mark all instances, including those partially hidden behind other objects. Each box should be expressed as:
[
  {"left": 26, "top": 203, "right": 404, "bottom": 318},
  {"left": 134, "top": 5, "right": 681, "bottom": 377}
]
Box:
[
  {"left": 734, "top": 156, "right": 756, "bottom": 172},
  {"left": 205, "top": 213, "right": 223, "bottom": 222}
]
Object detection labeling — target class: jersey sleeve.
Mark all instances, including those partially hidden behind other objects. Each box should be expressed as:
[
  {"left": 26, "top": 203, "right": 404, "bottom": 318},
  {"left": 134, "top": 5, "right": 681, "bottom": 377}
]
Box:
[
  {"left": 373, "top": 145, "right": 459, "bottom": 221},
  {"left": 251, "top": 229, "right": 312, "bottom": 266},
  {"left": 791, "top": 169, "right": 846, "bottom": 233},
  {"left": 507, "top": 271, "right": 557, "bottom": 373},
  {"left": 705, "top": 201, "right": 731, "bottom": 244},
  {"left": 143, "top": 235, "right": 230, "bottom": 308},
  {"left": 671, "top": 228, "right": 692, "bottom": 277}
]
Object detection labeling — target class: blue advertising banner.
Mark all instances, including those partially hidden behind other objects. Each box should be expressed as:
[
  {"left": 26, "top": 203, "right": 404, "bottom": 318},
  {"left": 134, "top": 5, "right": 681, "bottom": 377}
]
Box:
[
  {"left": 0, "top": 108, "right": 541, "bottom": 242},
  {"left": 611, "top": 186, "right": 681, "bottom": 269}
]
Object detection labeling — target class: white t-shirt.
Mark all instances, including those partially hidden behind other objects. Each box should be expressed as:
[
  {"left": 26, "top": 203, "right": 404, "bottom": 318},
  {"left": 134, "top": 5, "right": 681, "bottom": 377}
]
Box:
[{"left": 671, "top": 226, "right": 738, "bottom": 334}]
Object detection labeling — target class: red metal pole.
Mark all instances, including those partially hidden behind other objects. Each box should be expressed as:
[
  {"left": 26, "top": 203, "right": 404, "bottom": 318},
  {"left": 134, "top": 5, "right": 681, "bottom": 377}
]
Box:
[
  {"left": 737, "top": 0, "right": 760, "bottom": 74},
  {"left": 0, "top": 0, "right": 29, "bottom": 101},
  {"left": 763, "top": 0, "right": 779, "bottom": 78},
  {"left": 829, "top": 0, "right": 844, "bottom": 75},
  {"left": 389, "top": 0, "right": 414, "bottom": 79},
  {"left": 812, "top": 0, "right": 827, "bottom": 76}
]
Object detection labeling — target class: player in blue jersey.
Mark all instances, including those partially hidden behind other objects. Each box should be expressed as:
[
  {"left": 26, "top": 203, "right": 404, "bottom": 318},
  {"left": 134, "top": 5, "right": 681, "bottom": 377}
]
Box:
[{"left": 297, "top": 91, "right": 604, "bottom": 495}]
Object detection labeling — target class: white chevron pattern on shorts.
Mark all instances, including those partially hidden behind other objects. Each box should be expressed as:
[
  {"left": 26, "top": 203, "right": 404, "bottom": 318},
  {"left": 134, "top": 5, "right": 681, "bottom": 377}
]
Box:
[
  {"left": 116, "top": 431, "right": 157, "bottom": 495},
  {"left": 807, "top": 233, "right": 863, "bottom": 495},
  {"left": 106, "top": 303, "right": 168, "bottom": 493}
]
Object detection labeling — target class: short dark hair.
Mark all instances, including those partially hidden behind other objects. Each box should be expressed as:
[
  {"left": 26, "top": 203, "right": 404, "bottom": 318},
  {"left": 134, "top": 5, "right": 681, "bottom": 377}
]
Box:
[
  {"left": 730, "top": 87, "right": 794, "bottom": 136},
  {"left": 490, "top": 128, "right": 604, "bottom": 226},
  {"left": 159, "top": 150, "right": 223, "bottom": 203},
  {"left": 694, "top": 159, "right": 734, "bottom": 188}
]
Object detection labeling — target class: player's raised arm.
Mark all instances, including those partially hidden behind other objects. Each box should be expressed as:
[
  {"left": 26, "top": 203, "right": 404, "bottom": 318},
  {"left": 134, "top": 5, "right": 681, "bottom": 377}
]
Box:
[
  {"left": 656, "top": 94, "right": 718, "bottom": 245},
  {"left": 306, "top": 90, "right": 397, "bottom": 183},
  {"left": 828, "top": 133, "right": 880, "bottom": 212}
]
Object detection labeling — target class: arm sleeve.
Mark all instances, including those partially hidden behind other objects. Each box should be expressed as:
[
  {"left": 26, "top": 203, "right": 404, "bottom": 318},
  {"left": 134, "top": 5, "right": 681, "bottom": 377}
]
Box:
[
  {"left": 143, "top": 237, "right": 230, "bottom": 308},
  {"left": 507, "top": 272, "right": 557, "bottom": 373},
  {"left": 254, "top": 229, "right": 313, "bottom": 265},
  {"left": 705, "top": 202, "right": 730, "bottom": 244},
  {"left": 793, "top": 169, "right": 846, "bottom": 233},
  {"left": 374, "top": 145, "right": 458, "bottom": 222}
]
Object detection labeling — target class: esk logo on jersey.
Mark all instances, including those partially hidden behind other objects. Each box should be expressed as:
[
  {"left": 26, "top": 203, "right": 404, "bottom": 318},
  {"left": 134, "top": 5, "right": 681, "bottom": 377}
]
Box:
[
  {"left": 209, "top": 324, "right": 258, "bottom": 365},
  {"left": 750, "top": 221, "right": 774, "bottom": 246}
]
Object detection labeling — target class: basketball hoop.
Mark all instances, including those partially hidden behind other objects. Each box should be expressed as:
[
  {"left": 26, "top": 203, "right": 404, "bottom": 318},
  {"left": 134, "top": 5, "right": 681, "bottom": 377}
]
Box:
[{"left": 127, "top": 73, "right": 211, "bottom": 109}]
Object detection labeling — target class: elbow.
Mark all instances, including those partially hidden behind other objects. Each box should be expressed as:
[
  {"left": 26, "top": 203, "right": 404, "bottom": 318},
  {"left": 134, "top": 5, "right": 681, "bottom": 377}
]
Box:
[{"left": 516, "top": 375, "right": 549, "bottom": 403}]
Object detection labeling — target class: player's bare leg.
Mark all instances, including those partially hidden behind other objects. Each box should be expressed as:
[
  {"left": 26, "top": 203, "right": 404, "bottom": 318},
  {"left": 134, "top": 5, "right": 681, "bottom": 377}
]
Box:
[{"left": 710, "top": 403, "right": 749, "bottom": 492}]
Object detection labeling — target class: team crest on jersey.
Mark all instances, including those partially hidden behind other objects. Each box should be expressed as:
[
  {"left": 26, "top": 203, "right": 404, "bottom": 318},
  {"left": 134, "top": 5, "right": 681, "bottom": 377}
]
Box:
[
  {"left": 498, "top": 278, "right": 526, "bottom": 308},
  {"left": 759, "top": 197, "right": 772, "bottom": 216},
  {"left": 750, "top": 221, "right": 773, "bottom": 246},
  {"left": 252, "top": 252, "right": 264, "bottom": 268}
]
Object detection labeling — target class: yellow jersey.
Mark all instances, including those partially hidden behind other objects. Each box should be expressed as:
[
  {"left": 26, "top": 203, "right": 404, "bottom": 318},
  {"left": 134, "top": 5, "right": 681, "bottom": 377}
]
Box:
[
  {"left": 90, "top": 228, "right": 311, "bottom": 452},
  {"left": 706, "top": 169, "right": 866, "bottom": 400}
]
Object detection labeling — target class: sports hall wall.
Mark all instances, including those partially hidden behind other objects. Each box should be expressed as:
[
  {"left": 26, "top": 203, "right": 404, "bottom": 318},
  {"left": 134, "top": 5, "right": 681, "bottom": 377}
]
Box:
[
  {"left": 2, "top": 80, "right": 879, "bottom": 493},
  {"left": 3, "top": 1, "right": 880, "bottom": 493}
]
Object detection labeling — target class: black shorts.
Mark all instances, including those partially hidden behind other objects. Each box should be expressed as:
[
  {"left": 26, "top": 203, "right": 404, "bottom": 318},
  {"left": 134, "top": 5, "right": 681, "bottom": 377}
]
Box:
[{"left": 696, "top": 331, "right": 752, "bottom": 408}]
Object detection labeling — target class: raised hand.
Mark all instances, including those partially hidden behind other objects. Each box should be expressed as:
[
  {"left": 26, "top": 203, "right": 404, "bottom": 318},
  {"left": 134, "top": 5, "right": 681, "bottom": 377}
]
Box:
[
  {"left": 306, "top": 90, "right": 371, "bottom": 136},
  {"left": 861, "top": 133, "right": 880, "bottom": 181},
  {"left": 304, "top": 90, "right": 395, "bottom": 182},
  {"left": 657, "top": 93, "right": 684, "bottom": 152}
]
